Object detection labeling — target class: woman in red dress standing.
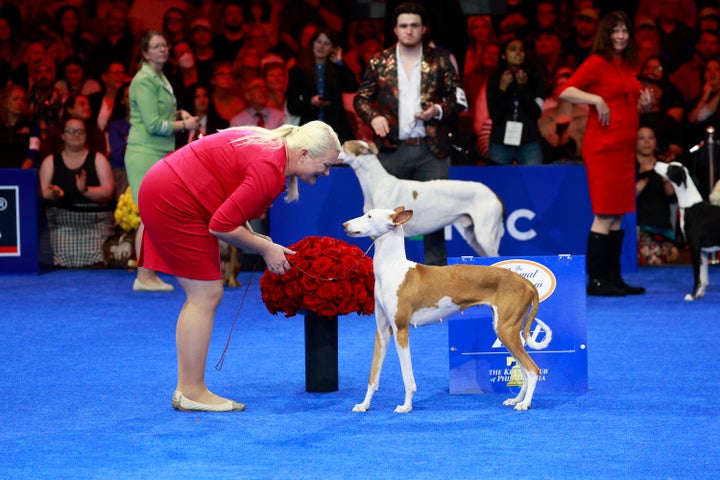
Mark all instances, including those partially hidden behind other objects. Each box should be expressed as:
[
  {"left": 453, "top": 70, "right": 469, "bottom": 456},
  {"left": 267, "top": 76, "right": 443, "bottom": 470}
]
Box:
[{"left": 559, "top": 10, "right": 654, "bottom": 296}]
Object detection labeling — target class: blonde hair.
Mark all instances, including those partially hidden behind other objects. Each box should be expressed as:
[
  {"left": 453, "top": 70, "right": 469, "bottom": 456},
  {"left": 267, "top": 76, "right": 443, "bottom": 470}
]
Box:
[{"left": 230, "top": 121, "right": 341, "bottom": 202}]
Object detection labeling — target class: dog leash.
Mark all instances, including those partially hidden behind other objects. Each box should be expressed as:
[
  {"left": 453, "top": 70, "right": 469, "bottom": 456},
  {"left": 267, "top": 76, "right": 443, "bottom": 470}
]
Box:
[
  {"left": 285, "top": 239, "right": 376, "bottom": 282},
  {"left": 215, "top": 260, "right": 257, "bottom": 371}
]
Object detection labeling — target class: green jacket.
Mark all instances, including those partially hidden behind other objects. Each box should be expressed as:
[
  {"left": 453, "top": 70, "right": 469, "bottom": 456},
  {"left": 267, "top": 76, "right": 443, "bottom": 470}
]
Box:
[{"left": 127, "top": 62, "right": 177, "bottom": 155}]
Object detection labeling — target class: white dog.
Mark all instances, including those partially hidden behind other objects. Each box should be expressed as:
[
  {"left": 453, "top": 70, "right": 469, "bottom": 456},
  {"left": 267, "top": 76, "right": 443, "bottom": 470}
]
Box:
[
  {"left": 338, "top": 140, "right": 505, "bottom": 257},
  {"left": 344, "top": 207, "right": 551, "bottom": 413}
]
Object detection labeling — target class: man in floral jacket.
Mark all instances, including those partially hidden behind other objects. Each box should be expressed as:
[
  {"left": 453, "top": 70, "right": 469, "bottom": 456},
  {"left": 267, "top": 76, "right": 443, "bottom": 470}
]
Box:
[{"left": 354, "top": 1, "right": 466, "bottom": 265}]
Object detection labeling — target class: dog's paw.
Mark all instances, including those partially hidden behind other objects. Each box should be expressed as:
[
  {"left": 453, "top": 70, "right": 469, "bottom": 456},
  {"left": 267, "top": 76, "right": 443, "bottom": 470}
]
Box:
[
  {"left": 394, "top": 404, "right": 412, "bottom": 413},
  {"left": 352, "top": 403, "right": 370, "bottom": 412},
  {"left": 684, "top": 293, "right": 695, "bottom": 301},
  {"left": 513, "top": 401, "right": 531, "bottom": 411},
  {"left": 228, "top": 277, "right": 241, "bottom": 288}
]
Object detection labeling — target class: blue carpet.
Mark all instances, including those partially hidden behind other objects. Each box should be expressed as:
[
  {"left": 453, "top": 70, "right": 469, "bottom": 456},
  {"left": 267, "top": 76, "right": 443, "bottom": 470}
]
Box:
[{"left": 2, "top": 266, "right": 719, "bottom": 479}]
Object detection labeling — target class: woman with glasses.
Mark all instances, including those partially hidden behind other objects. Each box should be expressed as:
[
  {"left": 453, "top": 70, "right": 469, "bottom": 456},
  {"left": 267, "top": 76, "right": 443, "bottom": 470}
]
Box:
[
  {"left": 38, "top": 117, "right": 115, "bottom": 268},
  {"left": 125, "top": 30, "right": 199, "bottom": 292}
]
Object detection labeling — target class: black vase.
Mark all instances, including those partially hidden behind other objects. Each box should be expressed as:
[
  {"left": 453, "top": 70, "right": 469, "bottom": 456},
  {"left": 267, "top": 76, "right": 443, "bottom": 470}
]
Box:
[{"left": 303, "top": 311, "right": 339, "bottom": 392}]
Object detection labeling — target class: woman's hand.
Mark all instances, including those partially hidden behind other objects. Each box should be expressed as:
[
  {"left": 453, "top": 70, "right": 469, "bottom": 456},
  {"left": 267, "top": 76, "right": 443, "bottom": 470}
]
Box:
[
  {"left": 499, "top": 70, "right": 514, "bottom": 91},
  {"left": 178, "top": 109, "right": 193, "bottom": 121},
  {"left": 330, "top": 46, "right": 343, "bottom": 64},
  {"left": 514, "top": 69, "right": 528, "bottom": 86},
  {"left": 46, "top": 184, "right": 64, "bottom": 201},
  {"left": 594, "top": 97, "right": 610, "bottom": 127},
  {"left": 262, "top": 242, "right": 296, "bottom": 275},
  {"left": 75, "top": 169, "right": 87, "bottom": 194}
]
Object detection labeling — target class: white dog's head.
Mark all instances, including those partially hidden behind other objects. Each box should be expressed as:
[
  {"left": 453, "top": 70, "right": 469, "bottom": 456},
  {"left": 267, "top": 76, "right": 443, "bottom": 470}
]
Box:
[
  {"left": 653, "top": 161, "right": 689, "bottom": 189},
  {"left": 338, "top": 140, "right": 379, "bottom": 167},
  {"left": 654, "top": 161, "right": 704, "bottom": 208},
  {"left": 343, "top": 206, "right": 413, "bottom": 238}
]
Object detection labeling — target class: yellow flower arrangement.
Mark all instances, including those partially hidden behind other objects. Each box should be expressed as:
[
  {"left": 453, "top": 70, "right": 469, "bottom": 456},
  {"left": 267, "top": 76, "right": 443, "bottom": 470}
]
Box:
[{"left": 114, "top": 186, "right": 141, "bottom": 233}]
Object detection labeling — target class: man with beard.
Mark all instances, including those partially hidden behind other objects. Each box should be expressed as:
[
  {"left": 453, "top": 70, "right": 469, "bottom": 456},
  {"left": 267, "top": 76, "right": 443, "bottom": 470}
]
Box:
[
  {"left": 211, "top": 1, "right": 246, "bottom": 63},
  {"left": 354, "top": 2, "right": 466, "bottom": 266},
  {"left": 27, "top": 57, "right": 62, "bottom": 139},
  {"left": 562, "top": 8, "right": 599, "bottom": 69}
]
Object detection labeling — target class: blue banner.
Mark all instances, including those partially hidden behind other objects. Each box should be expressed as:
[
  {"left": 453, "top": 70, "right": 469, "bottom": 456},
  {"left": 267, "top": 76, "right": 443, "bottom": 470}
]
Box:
[
  {"left": 447, "top": 255, "right": 588, "bottom": 394},
  {"left": 269, "top": 165, "right": 636, "bottom": 272}
]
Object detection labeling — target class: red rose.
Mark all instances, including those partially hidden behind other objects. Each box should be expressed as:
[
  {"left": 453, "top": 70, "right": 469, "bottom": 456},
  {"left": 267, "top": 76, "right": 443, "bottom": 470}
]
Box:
[{"left": 259, "top": 236, "right": 375, "bottom": 318}]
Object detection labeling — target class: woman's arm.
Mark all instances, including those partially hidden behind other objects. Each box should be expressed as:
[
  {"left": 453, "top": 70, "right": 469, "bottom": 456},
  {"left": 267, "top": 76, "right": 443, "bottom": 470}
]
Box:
[
  {"left": 38, "top": 155, "right": 63, "bottom": 201},
  {"left": 80, "top": 152, "right": 115, "bottom": 203},
  {"left": 210, "top": 224, "right": 295, "bottom": 274},
  {"left": 559, "top": 86, "right": 609, "bottom": 126}
]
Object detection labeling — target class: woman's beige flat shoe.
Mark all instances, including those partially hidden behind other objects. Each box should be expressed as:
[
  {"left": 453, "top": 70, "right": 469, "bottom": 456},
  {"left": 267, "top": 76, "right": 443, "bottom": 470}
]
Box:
[
  {"left": 171, "top": 390, "right": 245, "bottom": 412},
  {"left": 133, "top": 279, "right": 174, "bottom": 292}
]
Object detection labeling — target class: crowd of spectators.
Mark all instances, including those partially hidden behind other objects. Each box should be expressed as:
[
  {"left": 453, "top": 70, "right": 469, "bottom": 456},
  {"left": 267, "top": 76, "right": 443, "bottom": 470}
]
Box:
[
  {"left": 2, "top": 0, "right": 720, "bottom": 266},
  {"left": 2, "top": 1, "right": 720, "bottom": 168}
]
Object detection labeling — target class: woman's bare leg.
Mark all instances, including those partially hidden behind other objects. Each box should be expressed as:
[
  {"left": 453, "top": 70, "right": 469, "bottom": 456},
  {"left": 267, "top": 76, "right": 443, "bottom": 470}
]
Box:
[{"left": 174, "top": 276, "right": 234, "bottom": 404}]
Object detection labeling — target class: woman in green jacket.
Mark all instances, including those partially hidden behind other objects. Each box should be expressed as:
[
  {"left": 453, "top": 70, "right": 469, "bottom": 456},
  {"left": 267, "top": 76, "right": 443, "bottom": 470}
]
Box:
[{"left": 126, "top": 30, "right": 199, "bottom": 292}]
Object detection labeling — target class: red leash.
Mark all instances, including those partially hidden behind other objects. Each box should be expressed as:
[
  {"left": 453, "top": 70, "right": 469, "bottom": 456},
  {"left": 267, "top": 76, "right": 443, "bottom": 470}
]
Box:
[{"left": 215, "top": 260, "right": 257, "bottom": 371}]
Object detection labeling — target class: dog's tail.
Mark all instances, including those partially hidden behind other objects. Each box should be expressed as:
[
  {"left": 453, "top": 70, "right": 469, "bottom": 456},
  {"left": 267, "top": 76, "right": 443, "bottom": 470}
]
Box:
[{"left": 522, "top": 289, "right": 552, "bottom": 350}]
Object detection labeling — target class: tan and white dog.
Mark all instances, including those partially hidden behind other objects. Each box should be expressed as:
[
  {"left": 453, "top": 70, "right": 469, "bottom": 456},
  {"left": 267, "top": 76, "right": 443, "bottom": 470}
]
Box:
[
  {"left": 338, "top": 140, "right": 505, "bottom": 257},
  {"left": 343, "top": 207, "right": 551, "bottom": 413}
]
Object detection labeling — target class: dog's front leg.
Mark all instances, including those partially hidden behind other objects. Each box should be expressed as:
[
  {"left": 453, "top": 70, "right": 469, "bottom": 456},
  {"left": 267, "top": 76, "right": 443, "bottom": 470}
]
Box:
[
  {"left": 353, "top": 316, "right": 392, "bottom": 412},
  {"left": 393, "top": 326, "right": 416, "bottom": 413},
  {"left": 687, "top": 249, "right": 708, "bottom": 301}
]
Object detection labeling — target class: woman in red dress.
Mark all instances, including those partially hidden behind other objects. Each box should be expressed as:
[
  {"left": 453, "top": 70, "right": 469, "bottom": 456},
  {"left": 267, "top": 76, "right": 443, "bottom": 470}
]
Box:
[
  {"left": 559, "top": 10, "right": 654, "bottom": 296},
  {"left": 138, "top": 121, "right": 342, "bottom": 411}
]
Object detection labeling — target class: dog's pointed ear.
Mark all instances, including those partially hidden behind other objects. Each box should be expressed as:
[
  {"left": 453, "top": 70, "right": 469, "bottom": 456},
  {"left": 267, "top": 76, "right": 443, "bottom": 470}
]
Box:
[
  {"left": 393, "top": 206, "right": 406, "bottom": 213},
  {"left": 368, "top": 141, "right": 378, "bottom": 155},
  {"left": 392, "top": 208, "right": 413, "bottom": 226}
]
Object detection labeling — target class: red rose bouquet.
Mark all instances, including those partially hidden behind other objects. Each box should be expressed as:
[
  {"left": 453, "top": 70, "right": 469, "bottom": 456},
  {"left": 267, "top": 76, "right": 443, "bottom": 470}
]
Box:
[{"left": 260, "top": 236, "right": 375, "bottom": 318}]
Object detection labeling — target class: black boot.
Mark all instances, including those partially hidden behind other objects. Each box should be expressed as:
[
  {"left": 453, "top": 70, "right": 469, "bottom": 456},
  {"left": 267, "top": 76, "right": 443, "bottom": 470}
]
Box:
[
  {"left": 586, "top": 232, "right": 626, "bottom": 296},
  {"left": 609, "top": 230, "right": 645, "bottom": 295}
]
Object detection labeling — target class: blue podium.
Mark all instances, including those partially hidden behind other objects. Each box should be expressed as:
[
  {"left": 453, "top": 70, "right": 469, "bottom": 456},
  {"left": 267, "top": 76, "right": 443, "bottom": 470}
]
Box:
[{"left": 447, "top": 255, "right": 588, "bottom": 395}]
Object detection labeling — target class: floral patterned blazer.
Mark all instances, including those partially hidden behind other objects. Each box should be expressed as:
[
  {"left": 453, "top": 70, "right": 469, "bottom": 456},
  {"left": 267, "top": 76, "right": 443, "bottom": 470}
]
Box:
[{"left": 354, "top": 45, "right": 465, "bottom": 158}]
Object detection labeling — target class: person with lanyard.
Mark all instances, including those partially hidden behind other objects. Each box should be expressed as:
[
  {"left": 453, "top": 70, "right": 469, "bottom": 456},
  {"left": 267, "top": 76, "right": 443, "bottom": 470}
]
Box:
[
  {"left": 353, "top": 1, "right": 467, "bottom": 266},
  {"left": 486, "top": 36, "right": 545, "bottom": 165}
]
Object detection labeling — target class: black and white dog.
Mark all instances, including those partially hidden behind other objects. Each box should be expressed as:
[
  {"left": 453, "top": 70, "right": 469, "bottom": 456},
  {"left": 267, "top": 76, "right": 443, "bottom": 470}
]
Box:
[{"left": 654, "top": 161, "right": 720, "bottom": 300}]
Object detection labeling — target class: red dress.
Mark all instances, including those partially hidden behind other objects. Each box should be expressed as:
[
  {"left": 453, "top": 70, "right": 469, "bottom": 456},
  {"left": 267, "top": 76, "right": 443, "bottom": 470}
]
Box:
[
  {"left": 138, "top": 129, "right": 287, "bottom": 280},
  {"left": 561, "top": 54, "right": 641, "bottom": 215}
]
